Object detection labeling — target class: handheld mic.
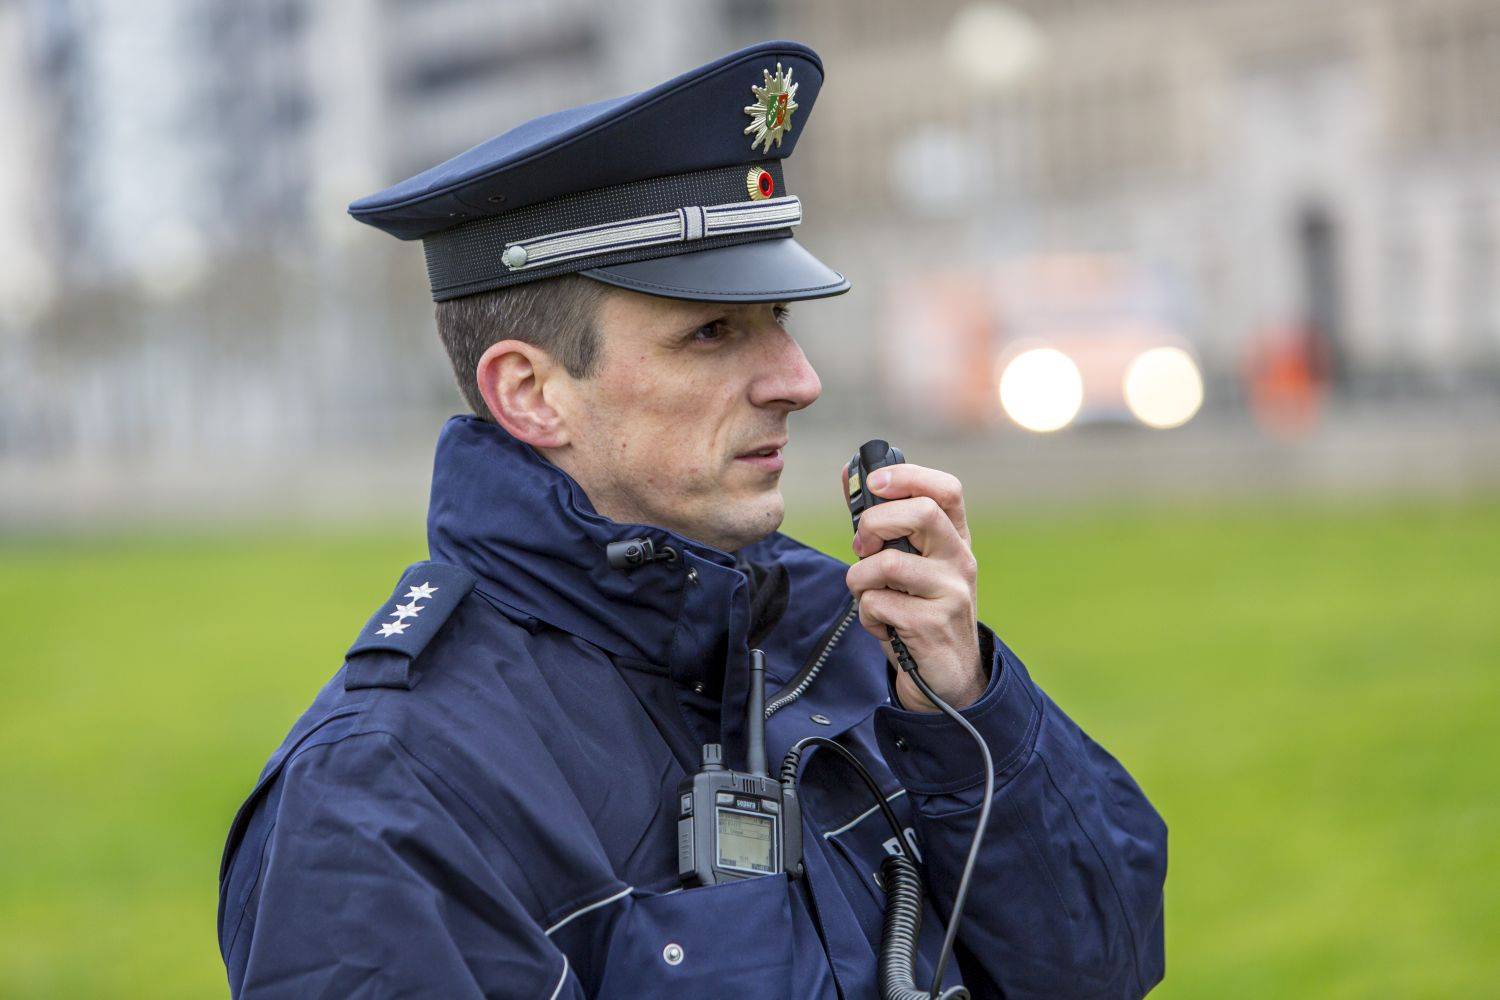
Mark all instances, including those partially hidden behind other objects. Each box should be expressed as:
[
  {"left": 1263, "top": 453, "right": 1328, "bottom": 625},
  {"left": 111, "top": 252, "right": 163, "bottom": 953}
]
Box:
[
  {"left": 845, "top": 439, "right": 987, "bottom": 1000},
  {"left": 845, "top": 439, "right": 916, "bottom": 555}
]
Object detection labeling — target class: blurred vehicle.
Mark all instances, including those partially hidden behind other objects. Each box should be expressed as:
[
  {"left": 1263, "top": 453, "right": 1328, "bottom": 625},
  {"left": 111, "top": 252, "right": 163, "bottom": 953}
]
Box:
[{"left": 886, "top": 253, "right": 1204, "bottom": 432}]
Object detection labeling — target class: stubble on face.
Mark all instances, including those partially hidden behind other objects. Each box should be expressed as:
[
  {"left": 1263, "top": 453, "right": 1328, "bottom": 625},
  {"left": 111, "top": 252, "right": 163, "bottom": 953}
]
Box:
[{"left": 542, "top": 288, "right": 817, "bottom": 552}]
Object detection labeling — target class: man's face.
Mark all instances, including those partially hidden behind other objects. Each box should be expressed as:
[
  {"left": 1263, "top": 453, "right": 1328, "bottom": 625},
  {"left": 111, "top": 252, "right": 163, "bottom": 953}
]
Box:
[{"left": 546, "top": 288, "right": 822, "bottom": 552}]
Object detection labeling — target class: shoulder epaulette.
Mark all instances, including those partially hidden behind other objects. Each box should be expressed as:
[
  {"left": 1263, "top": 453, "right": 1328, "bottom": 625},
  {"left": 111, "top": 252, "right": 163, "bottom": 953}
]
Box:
[{"left": 344, "top": 561, "right": 477, "bottom": 691}]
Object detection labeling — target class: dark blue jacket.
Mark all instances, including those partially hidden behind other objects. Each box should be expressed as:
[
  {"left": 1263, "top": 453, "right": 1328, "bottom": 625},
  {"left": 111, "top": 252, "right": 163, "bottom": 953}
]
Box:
[{"left": 218, "top": 416, "right": 1166, "bottom": 998}]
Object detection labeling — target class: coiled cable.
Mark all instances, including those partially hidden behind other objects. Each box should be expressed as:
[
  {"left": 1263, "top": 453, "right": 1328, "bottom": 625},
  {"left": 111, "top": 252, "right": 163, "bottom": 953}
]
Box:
[{"left": 782, "top": 727, "right": 972, "bottom": 1000}]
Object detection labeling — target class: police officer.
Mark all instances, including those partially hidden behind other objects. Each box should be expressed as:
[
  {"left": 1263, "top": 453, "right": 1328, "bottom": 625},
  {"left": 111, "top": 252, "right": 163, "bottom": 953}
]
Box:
[{"left": 218, "top": 41, "right": 1166, "bottom": 998}]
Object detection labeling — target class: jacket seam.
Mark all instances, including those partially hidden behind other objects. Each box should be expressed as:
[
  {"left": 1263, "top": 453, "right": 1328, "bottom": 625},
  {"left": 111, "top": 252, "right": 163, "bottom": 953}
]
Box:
[
  {"left": 373, "top": 729, "right": 577, "bottom": 927},
  {"left": 248, "top": 727, "right": 581, "bottom": 942},
  {"left": 548, "top": 955, "right": 570, "bottom": 1000},
  {"left": 220, "top": 707, "right": 383, "bottom": 962},
  {"left": 223, "top": 816, "right": 275, "bottom": 964},
  {"left": 1011, "top": 796, "right": 1071, "bottom": 917},
  {"left": 887, "top": 667, "right": 1041, "bottom": 796},
  {"left": 469, "top": 587, "right": 541, "bottom": 632},
  {"left": 371, "top": 728, "right": 634, "bottom": 938},
  {"left": 1035, "top": 746, "right": 1146, "bottom": 996},
  {"left": 219, "top": 706, "right": 364, "bottom": 884},
  {"left": 218, "top": 706, "right": 366, "bottom": 960},
  {"left": 821, "top": 787, "right": 907, "bottom": 839},
  {"left": 543, "top": 884, "right": 635, "bottom": 936},
  {"left": 661, "top": 560, "right": 697, "bottom": 692},
  {"left": 469, "top": 585, "right": 645, "bottom": 663}
]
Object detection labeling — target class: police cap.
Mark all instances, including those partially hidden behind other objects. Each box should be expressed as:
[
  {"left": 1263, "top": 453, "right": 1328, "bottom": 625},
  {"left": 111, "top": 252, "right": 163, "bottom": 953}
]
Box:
[{"left": 348, "top": 40, "right": 849, "bottom": 304}]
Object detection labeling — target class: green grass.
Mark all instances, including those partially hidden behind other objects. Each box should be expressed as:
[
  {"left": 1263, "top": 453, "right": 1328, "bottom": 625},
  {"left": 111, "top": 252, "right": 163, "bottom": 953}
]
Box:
[{"left": 3, "top": 501, "right": 1498, "bottom": 997}]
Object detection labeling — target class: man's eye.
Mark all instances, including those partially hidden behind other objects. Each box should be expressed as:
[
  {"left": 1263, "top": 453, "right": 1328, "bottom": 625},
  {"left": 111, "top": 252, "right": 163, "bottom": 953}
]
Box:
[
  {"left": 691, "top": 322, "right": 728, "bottom": 343},
  {"left": 773, "top": 305, "right": 791, "bottom": 327}
]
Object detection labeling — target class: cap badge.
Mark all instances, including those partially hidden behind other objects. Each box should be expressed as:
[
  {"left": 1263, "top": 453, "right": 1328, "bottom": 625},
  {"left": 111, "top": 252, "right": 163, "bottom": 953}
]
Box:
[{"left": 744, "top": 63, "right": 799, "bottom": 153}]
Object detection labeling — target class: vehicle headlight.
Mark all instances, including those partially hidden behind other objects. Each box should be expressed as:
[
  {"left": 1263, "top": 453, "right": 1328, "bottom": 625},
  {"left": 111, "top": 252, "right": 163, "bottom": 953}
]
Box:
[
  {"left": 1123, "top": 347, "right": 1203, "bottom": 429},
  {"left": 998, "top": 348, "right": 1084, "bottom": 433}
]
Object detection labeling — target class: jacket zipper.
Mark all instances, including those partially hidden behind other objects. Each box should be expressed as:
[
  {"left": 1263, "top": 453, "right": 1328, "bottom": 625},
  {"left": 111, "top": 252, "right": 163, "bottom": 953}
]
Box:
[{"left": 764, "top": 597, "right": 859, "bottom": 720}]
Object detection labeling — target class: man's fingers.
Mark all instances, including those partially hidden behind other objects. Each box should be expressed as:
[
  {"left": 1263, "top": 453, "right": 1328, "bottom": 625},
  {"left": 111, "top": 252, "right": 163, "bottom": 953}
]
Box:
[
  {"left": 856, "top": 586, "right": 961, "bottom": 643},
  {"left": 862, "top": 464, "right": 969, "bottom": 544},
  {"left": 854, "top": 495, "right": 966, "bottom": 562},
  {"left": 846, "top": 547, "right": 966, "bottom": 602},
  {"left": 857, "top": 587, "right": 925, "bottom": 640}
]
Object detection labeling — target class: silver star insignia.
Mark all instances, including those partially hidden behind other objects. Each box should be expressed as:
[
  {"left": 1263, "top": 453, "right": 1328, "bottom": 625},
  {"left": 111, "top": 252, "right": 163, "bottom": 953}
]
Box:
[
  {"left": 743, "top": 63, "right": 798, "bottom": 153},
  {"left": 390, "top": 600, "right": 423, "bottom": 621},
  {"left": 405, "top": 582, "right": 439, "bottom": 601},
  {"left": 375, "top": 620, "right": 411, "bottom": 638}
]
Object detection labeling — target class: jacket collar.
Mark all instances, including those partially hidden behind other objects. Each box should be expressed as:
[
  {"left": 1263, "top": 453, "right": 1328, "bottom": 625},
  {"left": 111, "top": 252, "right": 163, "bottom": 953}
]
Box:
[{"left": 425, "top": 415, "right": 754, "bottom": 690}]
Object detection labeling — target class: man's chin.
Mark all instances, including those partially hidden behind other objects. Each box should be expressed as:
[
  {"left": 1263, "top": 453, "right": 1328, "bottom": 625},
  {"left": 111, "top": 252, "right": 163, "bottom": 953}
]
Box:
[{"left": 699, "top": 491, "right": 785, "bottom": 553}]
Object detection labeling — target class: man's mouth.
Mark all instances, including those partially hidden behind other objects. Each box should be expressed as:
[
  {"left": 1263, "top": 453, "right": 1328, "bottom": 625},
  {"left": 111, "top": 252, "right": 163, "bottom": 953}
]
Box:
[{"left": 734, "top": 440, "right": 787, "bottom": 472}]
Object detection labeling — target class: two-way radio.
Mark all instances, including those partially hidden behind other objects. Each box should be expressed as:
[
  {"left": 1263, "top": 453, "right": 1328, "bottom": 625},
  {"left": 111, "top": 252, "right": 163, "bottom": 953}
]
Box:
[
  {"left": 676, "top": 650, "right": 803, "bottom": 887},
  {"left": 673, "top": 441, "right": 986, "bottom": 1000}
]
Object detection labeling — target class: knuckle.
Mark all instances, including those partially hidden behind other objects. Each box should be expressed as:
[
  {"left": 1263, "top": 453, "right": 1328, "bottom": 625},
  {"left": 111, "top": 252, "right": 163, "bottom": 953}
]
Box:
[{"left": 866, "top": 586, "right": 903, "bottom": 615}]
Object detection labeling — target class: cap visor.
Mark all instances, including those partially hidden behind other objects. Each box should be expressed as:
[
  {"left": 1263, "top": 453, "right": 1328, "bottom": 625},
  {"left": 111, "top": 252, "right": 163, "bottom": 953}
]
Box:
[{"left": 580, "top": 236, "right": 849, "bottom": 303}]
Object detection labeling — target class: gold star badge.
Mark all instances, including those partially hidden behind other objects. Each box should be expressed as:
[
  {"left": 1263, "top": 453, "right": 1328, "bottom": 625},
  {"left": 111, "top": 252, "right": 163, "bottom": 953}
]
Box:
[{"left": 744, "top": 63, "right": 799, "bottom": 153}]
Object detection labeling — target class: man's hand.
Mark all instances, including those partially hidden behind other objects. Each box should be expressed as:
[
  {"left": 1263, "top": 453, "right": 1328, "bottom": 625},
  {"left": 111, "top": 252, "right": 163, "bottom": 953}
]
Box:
[{"left": 844, "top": 463, "right": 986, "bottom": 713}]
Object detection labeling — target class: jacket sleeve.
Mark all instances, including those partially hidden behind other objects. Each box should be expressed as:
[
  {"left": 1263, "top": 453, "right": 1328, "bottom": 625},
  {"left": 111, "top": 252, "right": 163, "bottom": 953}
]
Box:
[
  {"left": 873, "top": 626, "right": 1167, "bottom": 999},
  {"left": 219, "top": 730, "right": 586, "bottom": 1000}
]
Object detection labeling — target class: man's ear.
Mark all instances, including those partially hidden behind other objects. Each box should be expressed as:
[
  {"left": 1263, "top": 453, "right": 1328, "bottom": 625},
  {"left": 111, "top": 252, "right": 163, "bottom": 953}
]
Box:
[{"left": 475, "top": 340, "right": 570, "bottom": 448}]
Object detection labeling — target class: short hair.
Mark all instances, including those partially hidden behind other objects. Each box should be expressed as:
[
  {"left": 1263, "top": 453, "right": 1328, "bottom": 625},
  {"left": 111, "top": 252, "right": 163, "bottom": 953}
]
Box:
[{"left": 433, "top": 274, "right": 610, "bottom": 420}]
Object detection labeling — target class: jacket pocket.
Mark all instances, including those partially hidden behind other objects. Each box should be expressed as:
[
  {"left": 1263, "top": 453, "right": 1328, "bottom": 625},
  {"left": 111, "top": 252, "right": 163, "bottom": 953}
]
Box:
[{"left": 594, "top": 874, "right": 794, "bottom": 999}]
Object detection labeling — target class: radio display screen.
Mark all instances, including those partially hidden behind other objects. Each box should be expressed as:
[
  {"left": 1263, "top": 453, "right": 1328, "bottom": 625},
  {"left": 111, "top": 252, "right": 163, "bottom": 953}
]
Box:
[{"left": 716, "top": 809, "right": 774, "bottom": 873}]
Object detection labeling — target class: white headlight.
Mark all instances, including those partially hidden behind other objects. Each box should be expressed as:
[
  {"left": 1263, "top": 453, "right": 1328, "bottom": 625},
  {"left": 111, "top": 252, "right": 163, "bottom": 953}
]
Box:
[
  {"left": 1123, "top": 347, "right": 1204, "bottom": 429},
  {"left": 998, "top": 348, "right": 1084, "bottom": 432}
]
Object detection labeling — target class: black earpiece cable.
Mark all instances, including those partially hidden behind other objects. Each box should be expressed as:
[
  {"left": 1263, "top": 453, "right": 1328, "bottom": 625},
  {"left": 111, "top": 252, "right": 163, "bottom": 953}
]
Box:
[
  {"left": 841, "top": 440, "right": 994, "bottom": 999},
  {"left": 890, "top": 630, "right": 994, "bottom": 999},
  {"left": 780, "top": 736, "right": 906, "bottom": 841}
]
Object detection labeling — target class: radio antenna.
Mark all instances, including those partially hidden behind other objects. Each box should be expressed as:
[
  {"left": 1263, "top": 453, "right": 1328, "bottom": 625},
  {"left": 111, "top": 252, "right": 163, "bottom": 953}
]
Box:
[{"left": 746, "top": 648, "right": 767, "bottom": 777}]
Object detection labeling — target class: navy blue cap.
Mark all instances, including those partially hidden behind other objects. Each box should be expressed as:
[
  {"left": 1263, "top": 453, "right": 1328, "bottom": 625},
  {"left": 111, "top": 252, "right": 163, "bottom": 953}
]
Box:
[{"left": 348, "top": 40, "right": 849, "bottom": 303}]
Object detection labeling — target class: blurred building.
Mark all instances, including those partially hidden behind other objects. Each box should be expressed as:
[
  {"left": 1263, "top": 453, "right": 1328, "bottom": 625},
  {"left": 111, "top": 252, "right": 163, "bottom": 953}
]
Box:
[
  {"left": 790, "top": 0, "right": 1500, "bottom": 425},
  {"left": 0, "top": 1, "right": 52, "bottom": 327},
  {"left": 25, "top": 1, "right": 314, "bottom": 290},
  {"left": 1, "top": 0, "right": 1498, "bottom": 474},
  {"left": 0, "top": 0, "right": 768, "bottom": 463}
]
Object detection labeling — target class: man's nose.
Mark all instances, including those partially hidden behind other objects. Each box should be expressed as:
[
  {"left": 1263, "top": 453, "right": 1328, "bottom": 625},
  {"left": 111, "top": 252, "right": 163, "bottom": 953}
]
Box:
[{"left": 751, "top": 329, "right": 822, "bottom": 411}]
